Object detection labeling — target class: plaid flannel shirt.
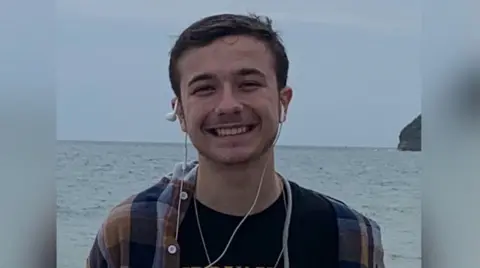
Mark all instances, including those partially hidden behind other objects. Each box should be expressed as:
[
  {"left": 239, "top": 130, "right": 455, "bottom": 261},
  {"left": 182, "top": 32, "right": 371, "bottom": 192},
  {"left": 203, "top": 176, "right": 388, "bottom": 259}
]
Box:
[{"left": 87, "top": 162, "right": 385, "bottom": 268}]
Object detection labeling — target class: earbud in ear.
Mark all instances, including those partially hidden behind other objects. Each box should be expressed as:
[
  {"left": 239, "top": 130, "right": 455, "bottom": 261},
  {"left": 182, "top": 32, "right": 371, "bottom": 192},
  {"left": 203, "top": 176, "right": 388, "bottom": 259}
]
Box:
[
  {"left": 280, "top": 104, "right": 286, "bottom": 123},
  {"left": 165, "top": 99, "right": 178, "bottom": 122}
]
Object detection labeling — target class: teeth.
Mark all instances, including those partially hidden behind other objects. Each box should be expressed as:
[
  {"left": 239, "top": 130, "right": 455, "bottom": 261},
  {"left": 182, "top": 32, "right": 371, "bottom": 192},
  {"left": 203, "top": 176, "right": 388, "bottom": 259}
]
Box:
[{"left": 215, "top": 127, "right": 249, "bottom": 137}]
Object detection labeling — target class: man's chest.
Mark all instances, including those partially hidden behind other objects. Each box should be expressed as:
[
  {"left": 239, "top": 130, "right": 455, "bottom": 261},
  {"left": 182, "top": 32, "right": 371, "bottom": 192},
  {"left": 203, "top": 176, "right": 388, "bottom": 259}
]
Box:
[
  {"left": 176, "top": 185, "right": 339, "bottom": 268},
  {"left": 178, "top": 218, "right": 337, "bottom": 268}
]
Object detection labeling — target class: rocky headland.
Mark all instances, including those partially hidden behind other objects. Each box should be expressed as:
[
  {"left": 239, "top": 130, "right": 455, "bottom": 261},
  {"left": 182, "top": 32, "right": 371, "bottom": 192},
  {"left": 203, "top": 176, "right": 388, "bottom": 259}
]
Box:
[{"left": 397, "top": 114, "right": 421, "bottom": 151}]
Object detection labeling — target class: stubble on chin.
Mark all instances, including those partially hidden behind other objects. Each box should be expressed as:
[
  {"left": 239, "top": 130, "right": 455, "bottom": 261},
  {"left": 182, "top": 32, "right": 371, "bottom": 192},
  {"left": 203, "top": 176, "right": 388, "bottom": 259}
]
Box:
[{"left": 196, "top": 131, "right": 278, "bottom": 166}]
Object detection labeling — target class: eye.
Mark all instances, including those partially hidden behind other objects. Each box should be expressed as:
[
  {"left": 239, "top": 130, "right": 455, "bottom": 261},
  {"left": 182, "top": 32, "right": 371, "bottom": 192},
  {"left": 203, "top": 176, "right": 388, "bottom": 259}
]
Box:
[
  {"left": 192, "top": 85, "right": 215, "bottom": 95},
  {"left": 240, "top": 81, "right": 262, "bottom": 91}
]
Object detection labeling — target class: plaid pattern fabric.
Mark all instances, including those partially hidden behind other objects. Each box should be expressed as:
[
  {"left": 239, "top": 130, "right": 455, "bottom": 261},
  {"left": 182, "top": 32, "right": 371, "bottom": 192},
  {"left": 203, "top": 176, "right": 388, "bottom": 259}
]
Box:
[
  {"left": 87, "top": 164, "right": 384, "bottom": 268},
  {"left": 327, "top": 197, "right": 385, "bottom": 268}
]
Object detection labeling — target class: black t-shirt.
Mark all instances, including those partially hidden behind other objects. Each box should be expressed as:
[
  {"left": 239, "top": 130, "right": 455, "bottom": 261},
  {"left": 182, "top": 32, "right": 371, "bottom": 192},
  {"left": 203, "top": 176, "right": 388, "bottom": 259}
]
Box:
[{"left": 178, "top": 181, "right": 338, "bottom": 268}]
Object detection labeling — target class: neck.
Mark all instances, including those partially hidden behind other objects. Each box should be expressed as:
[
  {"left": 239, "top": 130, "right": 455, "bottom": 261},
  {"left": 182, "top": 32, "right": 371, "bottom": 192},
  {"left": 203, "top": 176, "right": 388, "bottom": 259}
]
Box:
[{"left": 195, "top": 151, "right": 283, "bottom": 216}]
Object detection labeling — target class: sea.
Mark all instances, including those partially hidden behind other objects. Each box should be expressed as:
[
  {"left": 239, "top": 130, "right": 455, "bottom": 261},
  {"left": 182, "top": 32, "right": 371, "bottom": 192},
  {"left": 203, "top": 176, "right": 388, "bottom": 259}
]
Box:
[{"left": 57, "top": 140, "right": 421, "bottom": 268}]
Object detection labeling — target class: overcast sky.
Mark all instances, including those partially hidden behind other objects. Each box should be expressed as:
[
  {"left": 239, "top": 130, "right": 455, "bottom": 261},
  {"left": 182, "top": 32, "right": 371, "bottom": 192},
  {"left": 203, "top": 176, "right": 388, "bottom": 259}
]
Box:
[{"left": 56, "top": 0, "right": 421, "bottom": 147}]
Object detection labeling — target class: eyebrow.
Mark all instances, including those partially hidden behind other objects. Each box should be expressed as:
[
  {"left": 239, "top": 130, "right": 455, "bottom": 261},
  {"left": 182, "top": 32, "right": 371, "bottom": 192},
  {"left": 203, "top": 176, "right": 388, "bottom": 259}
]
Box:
[
  {"left": 187, "top": 73, "right": 215, "bottom": 87},
  {"left": 235, "top": 68, "right": 266, "bottom": 79}
]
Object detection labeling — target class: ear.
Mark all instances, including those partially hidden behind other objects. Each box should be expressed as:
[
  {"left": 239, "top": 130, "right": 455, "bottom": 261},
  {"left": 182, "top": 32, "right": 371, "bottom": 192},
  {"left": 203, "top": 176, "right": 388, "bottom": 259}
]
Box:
[
  {"left": 171, "top": 97, "right": 187, "bottom": 132},
  {"left": 279, "top": 87, "right": 293, "bottom": 122},
  {"left": 177, "top": 104, "right": 187, "bottom": 133},
  {"left": 178, "top": 115, "right": 187, "bottom": 133}
]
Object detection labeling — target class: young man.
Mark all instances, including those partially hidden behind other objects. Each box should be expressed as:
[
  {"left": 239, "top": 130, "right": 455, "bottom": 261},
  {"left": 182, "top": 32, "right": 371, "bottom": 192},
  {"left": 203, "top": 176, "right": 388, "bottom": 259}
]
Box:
[{"left": 86, "top": 14, "right": 385, "bottom": 268}]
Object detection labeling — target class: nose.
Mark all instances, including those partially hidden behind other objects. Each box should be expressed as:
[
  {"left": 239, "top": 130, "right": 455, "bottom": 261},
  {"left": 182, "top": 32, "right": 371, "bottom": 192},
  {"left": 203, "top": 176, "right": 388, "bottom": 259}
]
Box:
[{"left": 214, "top": 87, "right": 242, "bottom": 116}]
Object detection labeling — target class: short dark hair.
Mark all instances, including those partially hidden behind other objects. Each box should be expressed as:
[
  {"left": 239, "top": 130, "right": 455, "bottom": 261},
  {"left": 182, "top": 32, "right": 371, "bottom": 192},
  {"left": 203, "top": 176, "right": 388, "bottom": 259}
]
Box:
[{"left": 168, "top": 13, "right": 289, "bottom": 98}]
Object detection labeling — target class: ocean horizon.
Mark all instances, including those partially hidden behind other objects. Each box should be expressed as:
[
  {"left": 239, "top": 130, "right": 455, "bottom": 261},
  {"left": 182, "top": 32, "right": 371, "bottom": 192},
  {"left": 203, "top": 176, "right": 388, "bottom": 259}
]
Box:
[{"left": 57, "top": 139, "right": 405, "bottom": 151}]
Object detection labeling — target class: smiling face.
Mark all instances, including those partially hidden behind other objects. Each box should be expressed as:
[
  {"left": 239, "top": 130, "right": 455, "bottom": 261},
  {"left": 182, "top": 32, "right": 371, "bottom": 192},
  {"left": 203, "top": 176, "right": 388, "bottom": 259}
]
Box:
[{"left": 175, "top": 35, "right": 292, "bottom": 165}]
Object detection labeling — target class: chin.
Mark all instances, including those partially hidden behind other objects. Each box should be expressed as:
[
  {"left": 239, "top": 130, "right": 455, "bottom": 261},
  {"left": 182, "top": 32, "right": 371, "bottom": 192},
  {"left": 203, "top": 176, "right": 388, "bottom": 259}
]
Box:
[{"left": 200, "top": 148, "right": 261, "bottom": 166}]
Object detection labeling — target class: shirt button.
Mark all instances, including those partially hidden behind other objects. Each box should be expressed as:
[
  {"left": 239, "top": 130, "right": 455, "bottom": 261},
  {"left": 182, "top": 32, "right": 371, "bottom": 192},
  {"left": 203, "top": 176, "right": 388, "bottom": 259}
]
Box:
[
  {"left": 167, "top": 245, "right": 177, "bottom": 254},
  {"left": 180, "top": 191, "right": 188, "bottom": 200}
]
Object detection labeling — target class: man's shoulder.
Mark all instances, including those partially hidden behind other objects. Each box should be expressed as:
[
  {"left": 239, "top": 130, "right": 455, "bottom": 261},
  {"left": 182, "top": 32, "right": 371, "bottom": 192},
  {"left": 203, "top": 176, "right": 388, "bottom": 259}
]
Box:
[
  {"left": 324, "top": 194, "right": 381, "bottom": 231},
  {"left": 289, "top": 181, "right": 381, "bottom": 230},
  {"left": 95, "top": 162, "right": 199, "bottom": 263},
  {"left": 290, "top": 181, "right": 385, "bottom": 268},
  {"left": 106, "top": 176, "right": 190, "bottom": 234},
  {"left": 105, "top": 176, "right": 182, "bottom": 226}
]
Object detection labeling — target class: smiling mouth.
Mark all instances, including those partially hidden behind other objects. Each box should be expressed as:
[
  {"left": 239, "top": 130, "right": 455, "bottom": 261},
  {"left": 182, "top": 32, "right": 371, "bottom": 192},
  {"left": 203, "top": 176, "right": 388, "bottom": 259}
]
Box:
[{"left": 205, "top": 124, "right": 257, "bottom": 137}]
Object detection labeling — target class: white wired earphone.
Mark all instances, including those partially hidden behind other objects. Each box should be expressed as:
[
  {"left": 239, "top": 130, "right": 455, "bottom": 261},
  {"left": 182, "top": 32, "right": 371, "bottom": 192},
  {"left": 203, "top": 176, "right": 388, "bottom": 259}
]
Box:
[
  {"left": 164, "top": 99, "right": 179, "bottom": 122},
  {"left": 165, "top": 98, "right": 293, "bottom": 268}
]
